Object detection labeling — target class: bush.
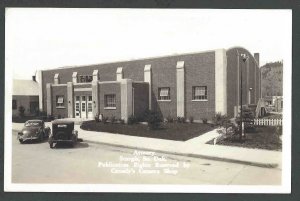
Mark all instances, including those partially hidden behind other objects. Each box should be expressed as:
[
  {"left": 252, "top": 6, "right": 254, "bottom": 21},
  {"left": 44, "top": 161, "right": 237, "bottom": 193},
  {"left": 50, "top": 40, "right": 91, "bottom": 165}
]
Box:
[
  {"left": 110, "top": 116, "right": 116, "bottom": 124},
  {"left": 177, "top": 116, "right": 186, "bottom": 123},
  {"left": 95, "top": 113, "right": 100, "bottom": 122},
  {"left": 166, "top": 115, "right": 174, "bottom": 123},
  {"left": 202, "top": 118, "right": 208, "bottom": 124},
  {"left": 102, "top": 116, "right": 109, "bottom": 124},
  {"left": 146, "top": 110, "right": 162, "bottom": 130},
  {"left": 128, "top": 115, "right": 137, "bottom": 125},
  {"left": 236, "top": 107, "right": 256, "bottom": 133},
  {"left": 47, "top": 115, "right": 54, "bottom": 121},
  {"left": 189, "top": 116, "right": 194, "bottom": 123},
  {"left": 57, "top": 114, "right": 62, "bottom": 119},
  {"left": 119, "top": 119, "right": 125, "bottom": 124},
  {"left": 18, "top": 106, "right": 25, "bottom": 118},
  {"left": 213, "top": 113, "right": 229, "bottom": 127}
]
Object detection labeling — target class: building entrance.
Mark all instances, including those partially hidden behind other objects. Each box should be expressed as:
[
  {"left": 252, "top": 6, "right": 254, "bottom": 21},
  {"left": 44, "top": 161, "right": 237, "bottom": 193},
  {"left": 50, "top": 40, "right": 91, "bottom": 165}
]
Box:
[{"left": 74, "top": 95, "right": 93, "bottom": 119}]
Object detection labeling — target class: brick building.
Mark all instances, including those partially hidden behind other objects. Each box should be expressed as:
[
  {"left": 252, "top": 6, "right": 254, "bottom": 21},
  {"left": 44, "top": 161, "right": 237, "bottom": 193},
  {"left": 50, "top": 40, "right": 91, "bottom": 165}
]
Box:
[
  {"left": 37, "top": 47, "right": 260, "bottom": 122},
  {"left": 13, "top": 78, "right": 39, "bottom": 117}
]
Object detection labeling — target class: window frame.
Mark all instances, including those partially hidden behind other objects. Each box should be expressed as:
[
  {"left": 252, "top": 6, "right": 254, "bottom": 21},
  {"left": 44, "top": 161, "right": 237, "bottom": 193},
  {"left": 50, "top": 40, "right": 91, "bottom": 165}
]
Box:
[
  {"left": 192, "top": 86, "right": 208, "bottom": 101},
  {"left": 104, "top": 94, "right": 116, "bottom": 109},
  {"left": 56, "top": 95, "right": 65, "bottom": 108},
  {"left": 158, "top": 87, "right": 171, "bottom": 101}
]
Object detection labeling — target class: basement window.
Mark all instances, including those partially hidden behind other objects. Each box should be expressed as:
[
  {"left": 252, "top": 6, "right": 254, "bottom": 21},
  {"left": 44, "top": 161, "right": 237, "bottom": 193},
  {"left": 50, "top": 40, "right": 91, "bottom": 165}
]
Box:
[
  {"left": 104, "top": 94, "right": 116, "bottom": 109},
  {"left": 192, "top": 86, "right": 207, "bottom": 100},
  {"left": 56, "top": 95, "right": 65, "bottom": 108},
  {"left": 158, "top": 87, "right": 171, "bottom": 101}
]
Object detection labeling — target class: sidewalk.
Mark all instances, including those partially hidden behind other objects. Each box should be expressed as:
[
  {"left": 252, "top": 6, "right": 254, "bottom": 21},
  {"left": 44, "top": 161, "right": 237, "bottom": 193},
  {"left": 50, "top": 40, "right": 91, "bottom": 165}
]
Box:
[{"left": 12, "top": 122, "right": 282, "bottom": 169}]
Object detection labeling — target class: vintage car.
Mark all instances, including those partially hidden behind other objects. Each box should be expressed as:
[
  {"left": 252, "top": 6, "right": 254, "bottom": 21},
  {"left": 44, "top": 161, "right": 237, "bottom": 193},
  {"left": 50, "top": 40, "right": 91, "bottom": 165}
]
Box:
[
  {"left": 49, "top": 120, "right": 78, "bottom": 148},
  {"left": 18, "top": 120, "right": 51, "bottom": 144}
]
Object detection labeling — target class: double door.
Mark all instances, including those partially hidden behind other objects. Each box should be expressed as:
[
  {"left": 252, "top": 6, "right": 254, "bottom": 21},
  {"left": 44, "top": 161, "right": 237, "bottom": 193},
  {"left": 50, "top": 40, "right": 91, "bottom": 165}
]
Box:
[{"left": 75, "top": 95, "right": 93, "bottom": 119}]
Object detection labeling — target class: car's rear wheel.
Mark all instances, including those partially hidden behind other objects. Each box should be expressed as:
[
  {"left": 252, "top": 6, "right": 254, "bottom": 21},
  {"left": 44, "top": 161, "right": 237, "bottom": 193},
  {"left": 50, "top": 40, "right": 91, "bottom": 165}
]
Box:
[{"left": 49, "top": 142, "right": 54, "bottom": 148}]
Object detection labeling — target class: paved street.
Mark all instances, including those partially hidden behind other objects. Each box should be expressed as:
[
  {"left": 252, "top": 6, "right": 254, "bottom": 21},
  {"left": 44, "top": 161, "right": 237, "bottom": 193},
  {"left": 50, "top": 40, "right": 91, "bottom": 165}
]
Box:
[{"left": 12, "top": 130, "right": 281, "bottom": 185}]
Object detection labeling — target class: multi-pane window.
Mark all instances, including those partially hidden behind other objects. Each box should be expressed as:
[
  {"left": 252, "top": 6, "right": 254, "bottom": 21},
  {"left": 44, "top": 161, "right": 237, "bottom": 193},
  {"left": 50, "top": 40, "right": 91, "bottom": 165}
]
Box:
[
  {"left": 158, "top": 87, "right": 171, "bottom": 100},
  {"left": 12, "top": 100, "right": 17, "bottom": 110},
  {"left": 79, "top": 75, "right": 93, "bottom": 83},
  {"left": 105, "top": 94, "right": 116, "bottom": 108},
  {"left": 56, "top": 95, "right": 64, "bottom": 107},
  {"left": 192, "top": 86, "right": 207, "bottom": 100}
]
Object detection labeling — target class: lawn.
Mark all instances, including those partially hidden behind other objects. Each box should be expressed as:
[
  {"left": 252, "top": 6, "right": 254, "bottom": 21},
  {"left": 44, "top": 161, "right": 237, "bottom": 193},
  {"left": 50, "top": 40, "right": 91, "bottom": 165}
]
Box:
[
  {"left": 207, "top": 126, "right": 282, "bottom": 151},
  {"left": 80, "top": 121, "right": 214, "bottom": 141}
]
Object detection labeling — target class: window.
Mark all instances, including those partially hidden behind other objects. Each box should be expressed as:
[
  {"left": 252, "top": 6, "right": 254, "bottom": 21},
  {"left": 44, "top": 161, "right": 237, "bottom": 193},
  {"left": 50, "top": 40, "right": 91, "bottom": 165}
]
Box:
[
  {"left": 158, "top": 87, "right": 171, "bottom": 100},
  {"left": 12, "top": 100, "right": 17, "bottom": 110},
  {"left": 192, "top": 86, "right": 207, "bottom": 100},
  {"left": 105, "top": 94, "right": 116, "bottom": 108},
  {"left": 56, "top": 95, "right": 64, "bottom": 107},
  {"left": 79, "top": 75, "right": 93, "bottom": 83}
]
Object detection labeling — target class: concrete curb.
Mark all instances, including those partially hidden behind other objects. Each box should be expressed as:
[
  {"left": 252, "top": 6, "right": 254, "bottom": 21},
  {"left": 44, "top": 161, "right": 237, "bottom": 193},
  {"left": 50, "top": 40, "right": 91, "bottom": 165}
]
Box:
[{"left": 83, "top": 139, "right": 278, "bottom": 169}]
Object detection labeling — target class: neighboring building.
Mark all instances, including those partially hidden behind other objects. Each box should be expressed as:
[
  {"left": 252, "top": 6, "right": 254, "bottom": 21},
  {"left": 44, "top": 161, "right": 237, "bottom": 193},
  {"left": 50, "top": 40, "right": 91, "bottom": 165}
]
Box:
[
  {"left": 263, "top": 96, "right": 283, "bottom": 113},
  {"left": 12, "top": 77, "right": 39, "bottom": 117},
  {"left": 36, "top": 47, "right": 260, "bottom": 122}
]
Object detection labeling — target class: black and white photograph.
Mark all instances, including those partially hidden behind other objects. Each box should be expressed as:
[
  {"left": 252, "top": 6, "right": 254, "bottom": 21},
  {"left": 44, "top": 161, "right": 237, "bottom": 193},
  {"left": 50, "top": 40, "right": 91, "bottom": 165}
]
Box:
[{"left": 4, "top": 8, "right": 292, "bottom": 193}]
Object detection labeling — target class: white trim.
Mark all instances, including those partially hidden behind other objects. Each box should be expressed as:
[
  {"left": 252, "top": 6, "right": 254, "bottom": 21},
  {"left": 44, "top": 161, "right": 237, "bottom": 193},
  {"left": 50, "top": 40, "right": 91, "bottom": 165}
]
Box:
[
  {"left": 215, "top": 49, "right": 227, "bottom": 115},
  {"left": 104, "top": 107, "right": 116, "bottom": 110},
  {"left": 191, "top": 100, "right": 208, "bottom": 102},
  {"left": 144, "top": 64, "right": 152, "bottom": 110},
  {"left": 157, "top": 100, "right": 172, "bottom": 102},
  {"left": 37, "top": 70, "right": 43, "bottom": 111},
  {"left": 176, "top": 61, "right": 185, "bottom": 117},
  {"left": 74, "top": 88, "right": 92, "bottom": 92}
]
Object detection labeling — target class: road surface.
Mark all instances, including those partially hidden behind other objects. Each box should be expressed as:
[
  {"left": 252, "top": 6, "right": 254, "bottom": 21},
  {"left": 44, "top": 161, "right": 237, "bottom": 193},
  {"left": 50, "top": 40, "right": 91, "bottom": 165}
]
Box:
[{"left": 11, "top": 130, "right": 281, "bottom": 185}]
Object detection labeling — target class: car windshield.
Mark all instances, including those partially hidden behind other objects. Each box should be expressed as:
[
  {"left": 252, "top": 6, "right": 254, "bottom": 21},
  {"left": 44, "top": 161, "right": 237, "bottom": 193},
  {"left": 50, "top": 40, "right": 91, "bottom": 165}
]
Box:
[{"left": 25, "top": 121, "right": 42, "bottom": 127}]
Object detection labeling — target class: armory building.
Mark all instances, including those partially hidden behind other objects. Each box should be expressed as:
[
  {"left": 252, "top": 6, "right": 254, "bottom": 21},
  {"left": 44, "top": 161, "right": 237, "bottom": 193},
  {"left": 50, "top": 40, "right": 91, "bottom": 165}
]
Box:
[{"left": 37, "top": 47, "right": 260, "bottom": 122}]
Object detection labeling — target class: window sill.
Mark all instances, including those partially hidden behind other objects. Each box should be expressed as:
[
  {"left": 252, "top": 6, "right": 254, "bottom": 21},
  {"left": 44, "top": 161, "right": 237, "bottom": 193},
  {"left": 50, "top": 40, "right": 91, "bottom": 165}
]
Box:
[
  {"left": 157, "top": 100, "right": 171, "bottom": 102},
  {"left": 56, "top": 106, "right": 66, "bottom": 109},
  {"left": 104, "top": 107, "right": 116, "bottom": 110},
  {"left": 191, "top": 99, "right": 208, "bottom": 102}
]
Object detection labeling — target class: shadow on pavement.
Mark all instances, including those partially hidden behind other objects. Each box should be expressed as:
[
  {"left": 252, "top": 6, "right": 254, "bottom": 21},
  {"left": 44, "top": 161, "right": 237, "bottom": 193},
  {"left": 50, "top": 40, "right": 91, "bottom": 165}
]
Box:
[{"left": 53, "top": 142, "right": 89, "bottom": 149}]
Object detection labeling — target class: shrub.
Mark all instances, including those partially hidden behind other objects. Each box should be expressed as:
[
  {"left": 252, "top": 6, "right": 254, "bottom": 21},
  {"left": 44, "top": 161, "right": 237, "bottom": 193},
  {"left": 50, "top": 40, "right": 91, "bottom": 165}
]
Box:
[
  {"left": 57, "top": 114, "right": 62, "bottom": 119},
  {"left": 47, "top": 115, "right": 54, "bottom": 121},
  {"left": 102, "top": 116, "right": 109, "bottom": 124},
  {"left": 166, "top": 115, "right": 174, "bottom": 123},
  {"left": 213, "top": 113, "right": 229, "bottom": 127},
  {"left": 119, "top": 119, "right": 125, "bottom": 124},
  {"left": 95, "top": 113, "right": 100, "bottom": 122},
  {"left": 189, "top": 116, "right": 194, "bottom": 123},
  {"left": 110, "top": 116, "right": 116, "bottom": 124},
  {"left": 146, "top": 110, "right": 162, "bottom": 130},
  {"left": 202, "top": 118, "right": 208, "bottom": 124},
  {"left": 177, "top": 116, "right": 186, "bottom": 123},
  {"left": 128, "top": 115, "right": 137, "bottom": 125},
  {"left": 18, "top": 106, "right": 25, "bottom": 118}
]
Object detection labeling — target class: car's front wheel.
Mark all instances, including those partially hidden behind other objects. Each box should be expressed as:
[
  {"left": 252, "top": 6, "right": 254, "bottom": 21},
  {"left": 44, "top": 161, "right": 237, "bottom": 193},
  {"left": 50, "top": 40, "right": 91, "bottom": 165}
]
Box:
[
  {"left": 19, "top": 139, "right": 24, "bottom": 144},
  {"left": 49, "top": 142, "right": 54, "bottom": 148}
]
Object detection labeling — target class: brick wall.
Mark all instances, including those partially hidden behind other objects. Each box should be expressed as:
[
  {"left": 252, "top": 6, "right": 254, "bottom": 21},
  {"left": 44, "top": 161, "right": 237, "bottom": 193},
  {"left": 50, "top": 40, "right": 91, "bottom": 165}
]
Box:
[
  {"left": 226, "top": 48, "right": 260, "bottom": 117},
  {"left": 185, "top": 52, "right": 215, "bottom": 120},
  {"left": 99, "top": 82, "right": 121, "bottom": 119},
  {"left": 51, "top": 85, "right": 68, "bottom": 118},
  {"left": 132, "top": 82, "right": 149, "bottom": 119}
]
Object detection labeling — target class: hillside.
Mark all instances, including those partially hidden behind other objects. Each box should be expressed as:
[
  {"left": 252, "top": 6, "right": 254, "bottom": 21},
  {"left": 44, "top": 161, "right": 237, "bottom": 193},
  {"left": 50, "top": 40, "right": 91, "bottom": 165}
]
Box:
[{"left": 260, "top": 61, "right": 283, "bottom": 97}]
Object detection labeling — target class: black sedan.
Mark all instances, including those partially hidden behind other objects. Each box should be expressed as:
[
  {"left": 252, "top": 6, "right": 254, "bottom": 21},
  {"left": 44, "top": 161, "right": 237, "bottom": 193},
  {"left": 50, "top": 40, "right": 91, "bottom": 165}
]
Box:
[{"left": 17, "top": 120, "right": 51, "bottom": 144}]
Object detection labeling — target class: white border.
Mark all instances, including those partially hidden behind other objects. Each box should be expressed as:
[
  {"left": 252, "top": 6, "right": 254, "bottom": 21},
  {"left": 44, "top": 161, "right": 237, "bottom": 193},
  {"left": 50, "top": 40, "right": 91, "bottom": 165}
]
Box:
[{"left": 4, "top": 8, "right": 292, "bottom": 193}]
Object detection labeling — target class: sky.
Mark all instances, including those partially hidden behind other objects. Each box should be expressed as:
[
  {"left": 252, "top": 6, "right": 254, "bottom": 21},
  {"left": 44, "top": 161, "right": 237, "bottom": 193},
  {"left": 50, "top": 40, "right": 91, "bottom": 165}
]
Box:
[{"left": 5, "top": 8, "right": 292, "bottom": 80}]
